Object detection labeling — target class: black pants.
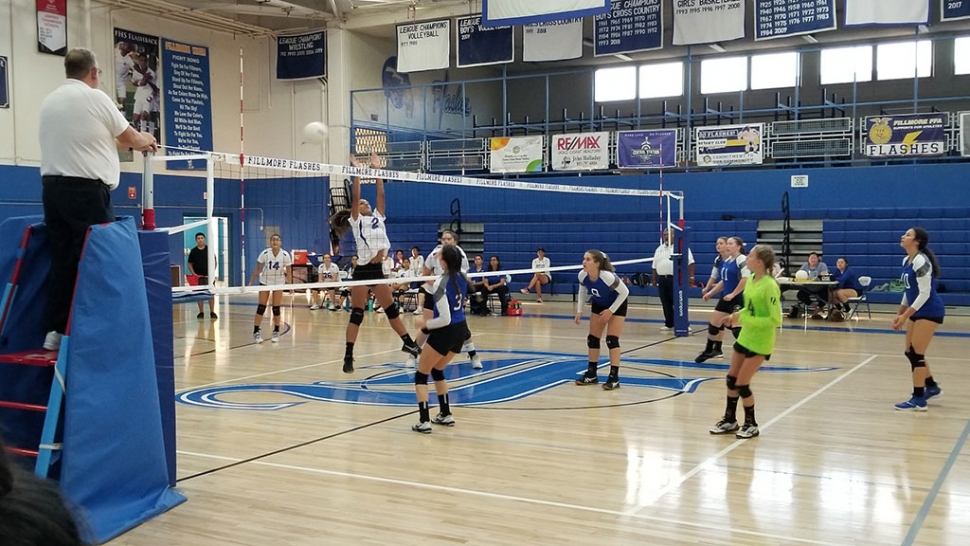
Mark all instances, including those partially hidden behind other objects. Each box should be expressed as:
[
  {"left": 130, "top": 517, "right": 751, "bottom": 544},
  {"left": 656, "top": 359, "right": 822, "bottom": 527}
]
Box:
[
  {"left": 658, "top": 275, "right": 674, "bottom": 327},
  {"left": 42, "top": 176, "right": 113, "bottom": 334},
  {"left": 796, "top": 286, "right": 829, "bottom": 308},
  {"left": 486, "top": 285, "right": 510, "bottom": 315}
]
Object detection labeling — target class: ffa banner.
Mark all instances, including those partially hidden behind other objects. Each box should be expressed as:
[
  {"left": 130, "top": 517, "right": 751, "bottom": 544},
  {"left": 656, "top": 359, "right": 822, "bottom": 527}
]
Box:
[
  {"left": 397, "top": 20, "right": 450, "bottom": 73},
  {"left": 162, "top": 39, "right": 214, "bottom": 170},
  {"left": 457, "top": 15, "right": 513, "bottom": 67},
  {"left": 490, "top": 136, "right": 544, "bottom": 173},
  {"left": 695, "top": 124, "right": 764, "bottom": 166},
  {"left": 617, "top": 130, "right": 677, "bottom": 169},
  {"left": 551, "top": 132, "right": 610, "bottom": 171},
  {"left": 277, "top": 31, "right": 325, "bottom": 80},
  {"left": 523, "top": 19, "right": 584, "bottom": 62},
  {"left": 37, "top": 0, "right": 67, "bottom": 56},
  {"left": 865, "top": 115, "right": 946, "bottom": 157},
  {"left": 673, "top": 0, "right": 744, "bottom": 45},
  {"left": 943, "top": 0, "right": 970, "bottom": 21},
  {"left": 594, "top": 0, "right": 663, "bottom": 56},
  {"left": 754, "top": 0, "right": 836, "bottom": 41},
  {"left": 845, "top": 0, "right": 929, "bottom": 25},
  {"left": 482, "top": 0, "right": 608, "bottom": 27}
]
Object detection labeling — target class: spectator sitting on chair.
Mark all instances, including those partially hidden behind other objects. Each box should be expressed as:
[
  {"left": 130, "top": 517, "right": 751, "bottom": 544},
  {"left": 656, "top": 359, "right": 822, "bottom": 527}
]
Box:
[
  {"left": 392, "top": 258, "right": 415, "bottom": 305},
  {"left": 796, "top": 252, "right": 830, "bottom": 318},
  {"left": 520, "top": 247, "right": 551, "bottom": 303},
  {"left": 393, "top": 249, "right": 406, "bottom": 273},
  {"left": 469, "top": 254, "right": 487, "bottom": 315},
  {"left": 651, "top": 229, "right": 696, "bottom": 331},
  {"left": 828, "top": 257, "right": 862, "bottom": 314},
  {"left": 187, "top": 232, "right": 217, "bottom": 320},
  {"left": 409, "top": 246, "right": 424, "bottom": 277},
  {"left": 484, "top": 255, "right": 510, "bottom": 316}
]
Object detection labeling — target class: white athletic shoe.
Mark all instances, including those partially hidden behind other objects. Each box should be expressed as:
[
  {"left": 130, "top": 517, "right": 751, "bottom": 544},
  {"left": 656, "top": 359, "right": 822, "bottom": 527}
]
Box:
[
  {"left": 520, "top": 288, "right": 529, "bottom": 294},
  {"left": 405, "top": 355, "right": 417, "bottom": 368},
  {"left": 254, "top": 331, "right": 263, "bottom": 344},
  {"left": 470, "top": 354, "right": 483, "bottom": 369},
  {"left": 412, "top": 308, "right": 422, "bottom": 315},
  {"left": 309, "top": 304, "right": 320, "bottom": 310},
  {"left": 43, "top": 331, "right": 62, "bottom": 351},
  {"left": 271, "top": 331, "right": 280, "bottom": 343}
]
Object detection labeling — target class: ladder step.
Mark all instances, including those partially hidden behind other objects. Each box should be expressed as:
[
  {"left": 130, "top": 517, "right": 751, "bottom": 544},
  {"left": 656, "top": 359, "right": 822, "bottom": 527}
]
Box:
[
  {"left": 6, "top": 446, "right": 39, "bottom": 458},
  {"left": 0, "top": 400, "right": 48, "bottom": 412},
  {"left": 0, "top": 350, "right": 58, "bottom": 367}
]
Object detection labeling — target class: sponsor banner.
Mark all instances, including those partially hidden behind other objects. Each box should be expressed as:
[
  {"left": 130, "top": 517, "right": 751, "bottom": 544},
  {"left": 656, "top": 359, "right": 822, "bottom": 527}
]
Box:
[
  {"left": 754, "top": 0, "right": 836, "bottom": 41},
  {"left": 593, "top": 0, "right": 663, "bottom": 56},
  {"left": 277, "top": 31, "right": 325, "bottom": 80},
  {"left": 522, "top": 19, "right": 584, "bottom": 62},
  {"left": 457, "top": 15, "right": 513, "bottom": 67},
  {"left": 673, "top": 0, "right": 744, "bottom": 46},
  {"left": 37, "top": 0, "right": 67, "bottom": 56},
  {"left": 617, "top": 129, "right": 677, "bottom": 169},
  {"left": 114, "top": 28, "right": 161, "bottom": 163},
  {"left": 482, "top": 0, "right": 608, "bottom": 27},
  {"left": 845, "top": 0, "right": 929, "bottom": 25},
  {"left": 943, "top": 0, "right": 970, "bottom": 21},
  {"left": 490, "top": 136, "right": 544, "bottom": 173},
  {"left": 551, "top": 132, "right": 610, "bottom": 171},
  {"left": 162, "top": 39, "right": 213, "bottom": 170},
  {"left": 397, "top": 19, "right": 450, "bottom": 72},
  {"left": 695, "top": 124, "right": 764, "bottom": 166},
  {"left": 865, "top": 115, "right": 947, "bottom": 157}
]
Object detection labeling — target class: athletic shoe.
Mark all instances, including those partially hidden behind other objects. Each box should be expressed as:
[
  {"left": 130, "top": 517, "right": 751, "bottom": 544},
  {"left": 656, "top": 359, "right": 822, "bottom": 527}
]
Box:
[
  {"left": 660, "top": 325, "right": 673, "bottom": 331},
  {"left": 309, "top": 304, "right": 320, "bottom": 310},
  {"left": 710, "top": 349, "right": 724, "bottom": 359},
  {"left": 520, "top": 288, "right": 528, "bottom": 294},
  {"left": 895, "top": 396, "right": 927, "bottom": 411},
  {"left": 210, "top": 312, "right": 218, "bottom": 319},
  {"left": 925, "top": 385, "right": 942, "bottom": 400},
  {"left": 536, "top": 298, "right": 543, "bottom": 304},
  {"left": 404, "top": 355, "right": 417, "bottom": 368},
  {"left": 709, "top": 418, "right": 739, "bottom": 435},
  {"left": 736, "top": 424, "right": 760, "bottom": 439},
  {"left": 412, "top": 308, "right": 422, "bottom": 315},
  {"left": 411, "top": 421, "right": 432, "bottom": 434},
  {"left": 602, "top": 378, "right": 620, "bottom": 390},
  {"left": 43, "top": 331, "right": 62, "bottom": 351},
  {"left": 575, "top": 375, "right": 599, "bottom": 386},
  {"left": 695, "top": 351, "right": 716, "bottom": 364},
  {"left": 331, "top": 307, "right": 341, "bottom": 312},
  {"left": 402, "top": 341, "right": 422, "bottom": 358},
  {"left": 271, "top": 331, "right": 280, "bottom": 343},
  {"left": 376, "top": 306, "right": 385, "bottom": 314},
  {"left": 254, "top": 331, "right": 263, "bottom": 344},
  {"left": 343, "top": 355, "right": 354, "bottom": 374},
  {"left": 197, "top": 312, "right": 205, "bottom": 319},
  {"left": 470, "top": 354, "right": 483, "bottom": 369},
  {"left": 432, "top": 413, "right": 455, "bottom": 426}
]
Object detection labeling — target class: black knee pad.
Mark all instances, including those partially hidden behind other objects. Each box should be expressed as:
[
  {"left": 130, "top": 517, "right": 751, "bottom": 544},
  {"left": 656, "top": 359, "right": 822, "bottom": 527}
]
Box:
[
  {"left": 605, "top": 335, "right": 620, "bottom": 350},
  {"left": 736, "top": 384, "right": 752, "bottom": 398},
  {"left": 718, "top": 325, "right": 726, "bottom": 332},
  {"left": 256, "top": 304, "right": 267, "bottom": 315},
  {"left": 385, "top": 301, "right": 401, "bottom": 319},
  {"left": 414, "top": 371, "right": 429, "bottom": 385},
  {"left": 349, "top": 307, "right": 365, "bottom": 326},
  {"left": 431, "top": 368, "right": 445, "bottom": 382},
  {"left": 707, "top": 324, "right": 721, "bottom": 336},
  {"left": 726, "top": 374, "right": 737, "bottom": 391},
  {"left": 272, "top": 306, "right": 281, "bottom": 317},
  {"left": 730, "top": 326, "right": 742, "bottom": 338},
  {"left": 907, "top": 350, "right": 926, "bottom": 370},
  {"left": 587, "top": 334, "right": 601, "bottom": 349}
]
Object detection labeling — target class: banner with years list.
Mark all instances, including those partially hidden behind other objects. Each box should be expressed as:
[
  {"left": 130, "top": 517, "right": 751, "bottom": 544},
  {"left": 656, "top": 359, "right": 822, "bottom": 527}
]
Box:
[
  {"left": 673, "top": 0, "right": 744, "bottom": 46},
  {"left": 457, "top": 15, "right": 513, "bottom": 67},
  {"left": 695, "top": 124, "right": 763, "bottom": 166},
  {"left": 865, "top": 114, "right": 946, "bottom": 157},
  {"left": 397, "top": 20, "right": 450, "bottom": 73},
  {"left": 277, "top": 31, "right": 325, "bottom": 80},
  {"left": 593, "top": 0, "right": 663, "bottom": 56},
  {"left": 162, "top": 39, "right": 213, "bottom": 170},
  {"left": 551, "top": 132, "right": 610, "bottom": 171},
  {"left": 754, "top": 0, "right": 836, "bottom": 41},
  {"left": 490, "top": 136, "right": 544, "bottom": 173}
]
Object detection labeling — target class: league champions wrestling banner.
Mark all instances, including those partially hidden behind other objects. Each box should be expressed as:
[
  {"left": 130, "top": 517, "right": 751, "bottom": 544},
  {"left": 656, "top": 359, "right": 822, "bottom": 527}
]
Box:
[
  {"left": 550, "top": 132, "right": 610, "bottom": 171},
  {"left": 673, "top": 0, "right": 745, "bottom": 45},
  {"left": 482, "top": 0, "right": 608, "bottom": 26},
  {"left": 490, "top": 136, "right": 544, "bottom": 173},
  {"left": 396, "top": 20, "right": 450, "bottom": 72},
  {"left": 845, "top": 0, "right": 929, "bottom": 25},
  {"left": 865, "top": 114, "right": 947, "bottom": 157},
  {"left": 617, "top": 129, "right": 677, "bottom": 169},
  {"left": 695, "top": 124, "right": 764, "bottom": 166},
  {"left": 276, "top": 31, "right": 325, "bottom": 80}
]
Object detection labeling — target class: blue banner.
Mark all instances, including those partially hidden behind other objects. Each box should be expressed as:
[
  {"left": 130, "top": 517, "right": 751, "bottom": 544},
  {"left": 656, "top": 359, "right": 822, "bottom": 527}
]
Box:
[
  {"left": 457, "top": 15, "right": 513, "bottom": 67},
  {"left": 617, "top": 129, "right": 676, "bottom": 169},
  {"left": 0, "top": 56, "right": 8, "bottom": 108},
  {"left": 943, "top": 0, "right": 970, "bottom": 21},
  {"left": 594, "top": 0, "right": 662, "bottom": 56},
  {"left": 482, "top": 0, "right": 608, "bottom": 27},
  {"left": 754, "top": 0, "right": 836, "bottom": 40},
  {"left": 865, "top": 114, "right": 947, "bottom": 157},
  {"left": 276, "top": 31, "right": 325, "bottom": 80},
  {"left": 162, "top": 39, "right": 213, "bottom": 170}
]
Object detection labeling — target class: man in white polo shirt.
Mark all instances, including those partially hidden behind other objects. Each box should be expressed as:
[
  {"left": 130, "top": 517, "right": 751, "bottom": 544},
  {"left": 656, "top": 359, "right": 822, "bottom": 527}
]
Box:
[
  {"left": 38, "top": 48, "right": 157, "bottom": 351},
  {"left": 651, "top": 229, "right": 696, "bottom": 331}
]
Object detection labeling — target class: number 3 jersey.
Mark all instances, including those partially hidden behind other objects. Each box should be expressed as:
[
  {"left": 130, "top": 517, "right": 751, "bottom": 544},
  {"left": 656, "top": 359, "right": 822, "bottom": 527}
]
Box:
[
  {"left": 257, "top": 248, "right": 293, "bottom": 285},
  {"left": 901, "top": 253, "right": 945, "bottom": 318},
  {"left": 425, "top": 273, "right": 468, "bottom": 329}
]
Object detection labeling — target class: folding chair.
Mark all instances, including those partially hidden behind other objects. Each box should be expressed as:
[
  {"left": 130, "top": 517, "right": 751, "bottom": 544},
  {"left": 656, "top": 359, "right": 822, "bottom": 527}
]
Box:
[{"left": 847, "top": 276, "right": 872, "bottom": 321}]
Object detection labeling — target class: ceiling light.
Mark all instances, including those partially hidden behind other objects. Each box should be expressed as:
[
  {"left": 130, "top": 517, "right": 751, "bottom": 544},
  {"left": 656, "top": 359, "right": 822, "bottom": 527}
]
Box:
[
  {"left": 709, "top": 43, "right": 726, "bottom": 53},
  {"left": 614, "top": 54, "right": 633, "bottom": 61},
  {"left": 802, "top": 34, "right": 818, "bottom": 44}
]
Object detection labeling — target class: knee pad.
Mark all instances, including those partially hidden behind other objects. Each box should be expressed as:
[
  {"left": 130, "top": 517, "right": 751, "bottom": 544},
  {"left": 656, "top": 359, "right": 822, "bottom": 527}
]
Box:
[
  {"left": 414, "top": 371, "right": 429, "bottom": 385},
  {"left": 605, "top": 335, "right": 620, "bottom": 350},
  {"left": 272, "top": 306, "right": 281, "bottom": 317},
  {"left": 718, "top": 325, "right": 726, "bottom": 332},
  {"left": 906, "top": 350, "right": 926, "bottom": 370},
  {"left": 726, "top": 374, "right": 737, "bottom": 391},
  {"left": 730, "top": 327, "right": 742, "bottom": 339},
  {"left": 707, "top": 324, "right": 721, "bottom": 336},
  {"left": 349, "top": 307, "right": 365, "bottom": 326},
  {"left": 256, "top": 304, "right": 267, "bottom": 315},
  {"left": 431, "top": 368, "right": 445, "bottom": 382},
  {"left": 736, "top": 384, "right": 753, "bottom": 399},
  {"left": 587, "top": 334, "right": 601, "bottom": 350},
  {"left": 384, "top": 301, "right": 400, "bottom": 320}
]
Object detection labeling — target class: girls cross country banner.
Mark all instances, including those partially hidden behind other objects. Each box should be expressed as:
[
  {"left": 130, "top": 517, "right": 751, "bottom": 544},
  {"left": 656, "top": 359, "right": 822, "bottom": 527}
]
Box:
[
  {"left": 594, "top": 0, "right": 663, "bottom": 56},
  {"left": 673, "top": 0, "right": 745, "bottom": 46},
  {"left": 617, "top": 129, "right": 677, "bottom": 169},
  {"left": 754, "top": 0, "right": 836, "bottom": 41},
  {"left": 523, "top": 19, "right": 584, "bottom": 62},
  {"left": 396, "top": 20, "right": 450, "bottom": 72},
  {"left": 490, "top": 136, "right": 544, "bottom": 173},
  {"left": 695, "top": 124, "right": 763, "bottom": 166},
  {"left": 457, "top": 15, "right": 513, "bottom": 67},
  {"left": 482, "top": 0, "right": 609, "bottom": 27},
  {"left": 865, "top": 115, "right": 946, "bottom": 157},
  {"left": 943, "top": 0, "right": 970, "bottom": 21},
  {"left": 845, "top": 0, "right": 929, "bottom": 25},
  {"left": 551, "top": 132, "right": 610, "bottom": 171}
]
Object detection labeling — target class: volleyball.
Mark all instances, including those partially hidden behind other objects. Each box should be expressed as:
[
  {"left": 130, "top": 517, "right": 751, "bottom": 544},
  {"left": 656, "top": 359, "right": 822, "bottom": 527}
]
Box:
[
  {"left": 795, "top": 270, "right": 809, "bottom": 281},
  {"left": 303, "top": 121, "right": 329, "bottom": 144}
]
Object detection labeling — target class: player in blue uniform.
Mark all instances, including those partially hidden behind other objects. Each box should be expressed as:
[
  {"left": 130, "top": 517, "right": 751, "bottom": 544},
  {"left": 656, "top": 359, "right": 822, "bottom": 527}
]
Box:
[
  {"left": 696, "top": 237, "right": 749, "bottom": 363},
  {"left": 892, "top": 227, "right": 945, "bottom": 411},
  {"left": 574, "top": 250, "right": 630, "bottom": 390},
  {"left": 412, "top": 245, "right": 470, "bottom": 433}
]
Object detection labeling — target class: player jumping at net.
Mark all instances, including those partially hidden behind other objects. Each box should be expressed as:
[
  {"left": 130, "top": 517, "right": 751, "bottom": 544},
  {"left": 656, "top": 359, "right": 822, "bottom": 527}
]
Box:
[
  {"left": 574, "top": 250, "right": 630, "bottom": 390},
  {"left": 248, "top": 233, "right": 292, "bottom": 343},
  {"left": 329, "top": 152, "right": 421, "bottom": 374},
  {"left": 696, "top": 236, "right": 749, "bottom": 363}
]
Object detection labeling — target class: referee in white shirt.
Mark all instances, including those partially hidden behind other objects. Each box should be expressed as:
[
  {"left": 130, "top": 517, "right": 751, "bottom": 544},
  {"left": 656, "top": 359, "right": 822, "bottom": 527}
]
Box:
[
  {"left": 38, "top": 48, "right": 157, "bottom": 350},
  {"left": 651, "top": 229, "right": 696, "bottom": 330}
]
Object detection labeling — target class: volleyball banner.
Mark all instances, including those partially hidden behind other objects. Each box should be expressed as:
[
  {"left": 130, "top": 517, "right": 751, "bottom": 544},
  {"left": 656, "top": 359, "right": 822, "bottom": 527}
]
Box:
[
  {"left": 695, "top": 124, "right": 764, "bottom": 166},
  {"left": 754, "top": 0, "right": 836, "bottom": 41},
  {"left": 943, "top": 0, "right": 970, "bottom": 21},
  {"left": 522, "top": 19, "right": 584, "bottom": 62},
  {"left": 482, "top": 0, "right": 608, "bottom": 27},
  {"left": 593, "top": 0, "right": 663, "bottom": 56},
  {"left": 673, "top": 0, "right": 744, "bottom": 46},
  {"left": 617, "top": 129, "right": 677, "bottom": 169},
  {"left": 396, "top": 20, "right": 450, "bottom": 73},
  {"left": 162, "top": 39, "right": 213, "bottom": 170},
  {"left": 845, "top": 0, "right": 929, "bottom": 25},
  {"left": 865, "top": 115, "right": 946, "bottom": 157},
  {"left": 276, "top": 31, "right": 325, "bottom": 80},
  {"left": 457, "top": 15, "right": 513, "bottom": 67},
  {"left": 489, "top": 136, "right": 544, "bottom": 173},
  {"left": 551, "top": 132, "right": 610, "bottom": 171}
]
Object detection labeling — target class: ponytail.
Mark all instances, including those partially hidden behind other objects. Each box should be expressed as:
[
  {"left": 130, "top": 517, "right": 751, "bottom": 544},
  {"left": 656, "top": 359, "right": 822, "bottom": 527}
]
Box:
[
  {"left": 913, "top": 227, "right": 942, "bottom": 278},
  {"left": 329, "top": 209, "right": 352, "bottom": 238}
]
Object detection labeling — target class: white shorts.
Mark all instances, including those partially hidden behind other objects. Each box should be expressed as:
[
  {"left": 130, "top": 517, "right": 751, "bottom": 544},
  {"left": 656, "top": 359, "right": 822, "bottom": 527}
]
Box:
[
  {"left": 116, "top": 81, "right": 128, "bottom": 101},
  {"left": 133, "top": 88, "right": 153, "bottom": 114},
  {"left": 260, "top": 276, "right": 286, "bottom": 288}
]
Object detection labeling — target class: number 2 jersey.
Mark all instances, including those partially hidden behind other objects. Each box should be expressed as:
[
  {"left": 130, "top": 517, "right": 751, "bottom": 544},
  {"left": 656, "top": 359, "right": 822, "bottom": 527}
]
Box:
[
  {"left": 425, "top": 273, "right": 468, "bottom": 329},
  {"left": 901, "top": 253, "right": 945, "bottom": 318},
  {"left": 258, "top": 248, "right": 292, "bottom": 285}
]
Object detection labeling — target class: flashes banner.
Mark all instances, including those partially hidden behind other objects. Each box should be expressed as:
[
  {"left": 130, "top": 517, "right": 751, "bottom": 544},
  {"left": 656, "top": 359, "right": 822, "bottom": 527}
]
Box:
[
  {"left": 695, "top": 124, "right": 764, "bottom": 166},
  {"left": 865, "top": 114, "right": 946, "bottom": 157}
]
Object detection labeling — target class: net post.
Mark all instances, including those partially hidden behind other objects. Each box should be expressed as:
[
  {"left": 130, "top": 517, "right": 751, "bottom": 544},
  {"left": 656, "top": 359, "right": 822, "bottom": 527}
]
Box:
[
  {"left": 672, "top": 225, "right": 690, "bottom": 338},
  {"left": 142, "top": 151, "right": 156, "bottom": 230},
  {"left": 206, "top": 156, "right": 216, "bottom": 288}
]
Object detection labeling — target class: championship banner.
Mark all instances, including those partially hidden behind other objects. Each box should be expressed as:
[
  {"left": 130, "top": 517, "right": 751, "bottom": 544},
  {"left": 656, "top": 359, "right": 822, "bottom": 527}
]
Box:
[
  {"left": 114, "top": 28, "right": 161, "bottom": 163},
  {"left": 695, "top": 124, "right": 763, "bottom": 166},
  {"left": 845, "top": 0, "right": 929, "bottom": 25},
  {"left": 617, "top": 130, "right": 677, "bottom": 169},
  {"left": 960, "top": 113, "right": 970, "bottom": 156},
  {"left": 673, "top": 0, "right": 744, "bottom": 46},
  {"left": 397, "top": 20, "right": 450, "bottom": 73},
  {"left": 162, "top": 39, "right": 214, "bottom": 170},
  {"left": 865, "top": 114, "right": 946, "bottom": 157},
  {"left": 594, "top": 0, "right": 663, "bottom": 56},
  {"left": 37, "top": 0, "right": 67, "bottom": 56},
  {"left": 482, "top": 0, "right": 608, "bottom": 27},
  {"left": 277, "top": 31, "right": 325, "bottom": 80},
  {"left": 943, "top": 0, "right": 970, "bottom": 21},
  {"left": 490, "top": 136, "right": 544, "bottom": 173},
  {"left": 755, "top": 0, "right": 836, "bottom": 41},
  {"left": 457, "top": 15, "right": 513, "bottom": 68},
  {"left": 551, "top": 132, "right": 610, "bottom": 171},
  {"left": 523, "top": 19, "right": 583, "bottom": 62}
]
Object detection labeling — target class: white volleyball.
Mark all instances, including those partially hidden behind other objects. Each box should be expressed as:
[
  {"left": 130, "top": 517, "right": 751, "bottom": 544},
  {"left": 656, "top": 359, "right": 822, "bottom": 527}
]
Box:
[
  {"left": 795, "top": 270, "right": 809, "bottom": 281},
  {"left": 303, "top": 121, "right": 329, "bottom": 144}
]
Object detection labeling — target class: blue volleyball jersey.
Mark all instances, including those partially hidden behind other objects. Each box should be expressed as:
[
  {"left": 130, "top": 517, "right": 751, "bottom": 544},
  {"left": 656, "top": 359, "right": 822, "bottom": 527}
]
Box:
[
  {"left": 901, "top": 253, "right": 945, "bottom": 318},
  {"left": 710, "top": 256, "right": 724, "bottom": 282},
  {"left": 576, "top": 270, "right": 629, "bottom": 314},
  {"left": 426, "top": 273, "right": 468, "bottom": 329},
  {"left": 720, "top": 254, "right": 748, "bottom": 295}
]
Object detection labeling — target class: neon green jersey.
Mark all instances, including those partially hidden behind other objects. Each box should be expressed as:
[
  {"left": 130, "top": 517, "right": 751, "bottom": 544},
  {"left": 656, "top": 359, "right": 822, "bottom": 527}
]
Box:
[{"left": 736, "top": 274, "right": 783, "bottom": 356}]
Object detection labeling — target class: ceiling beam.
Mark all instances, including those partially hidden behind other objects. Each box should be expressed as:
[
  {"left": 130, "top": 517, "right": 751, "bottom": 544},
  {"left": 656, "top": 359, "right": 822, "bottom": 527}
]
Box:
[{"left": 342, "top": 0, "right": 478, "bottom": 29}]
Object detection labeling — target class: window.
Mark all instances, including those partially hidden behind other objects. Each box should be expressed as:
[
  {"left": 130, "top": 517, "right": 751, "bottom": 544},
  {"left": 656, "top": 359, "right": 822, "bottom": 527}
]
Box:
[
  {"left": 594, "top": 66, "right": 637, "bottom": 102},
  {"left": 639, "top": 62, "right": 683, "bottom": 99},
  {"left": 700, "top": 56, "right": 747, "bottom": 94},
  {"left": 956, "top": 37, "right": 970, "bottom": 75},
  {"left": 820, "top": 45, "right": 872, "bottom": 84},
  {"left": 751, "top": 52, "right": 799, "bottom": 90},
  {"left": 877, "top": 40, "right": 932, "bottom": 80}
]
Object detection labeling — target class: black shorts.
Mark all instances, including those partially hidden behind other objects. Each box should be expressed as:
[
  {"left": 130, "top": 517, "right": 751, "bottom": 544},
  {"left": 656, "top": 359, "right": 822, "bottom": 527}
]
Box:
[
  {"left": 353, "top": 262, "right": 384, "bottom": 282},
  {"left": 591, "top": 300, "right": 628, "bottom": 317},
  {"left": 423, "top": 286, "right": 435, "bottom": 311},
  {"left": 715, "top": 295, "right": 744, "bottom": 314},
  {"left": 910, "top": 315, "right": 944, "bottom": 325},
  {"left": 427, "top": 322, "right": 470, "bottom": 356},
  {"left": 733, "top": 341, "right": 771, "bottom": 360}
]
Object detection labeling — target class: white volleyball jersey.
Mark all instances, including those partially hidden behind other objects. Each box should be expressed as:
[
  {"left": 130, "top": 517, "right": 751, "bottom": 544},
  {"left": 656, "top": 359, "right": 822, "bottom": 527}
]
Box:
[
  {"left": 317, "top": 263, "right": 340, "bottom": 282},
  {"left": 258, "top": 248, "right": 292, "bottom": 285},
  {"left": 426, "top": 244, "right": 470, "bottom": 276},
  {"left": 350, "top": 211, "right": 390, "bottom": 263}
]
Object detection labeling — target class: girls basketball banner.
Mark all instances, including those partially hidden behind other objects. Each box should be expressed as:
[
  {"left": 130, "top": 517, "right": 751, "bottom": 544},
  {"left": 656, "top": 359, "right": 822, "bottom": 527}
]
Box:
[
  {"left": 457, "top": 15, "right": 513, "bottom": 68},
  {"left": 865, "top": 115, "right": 946, "bottom": 157},
  {"left": 617, "top": 129, "right": 677, "bottom": 169},
  {"left": 845, "top": 0, "right": 929, "bottom": 25},
  {"left": 672, "top": 0, "right": 744, "bottom": 45},
  {"left": 594, "top": 0, "right": 663, "bottom": 56},
  {"left": 162, "top": 39, "right": 213, "bottom": 170},
  {"left": 695, "top": 124, "right": 764, "bottom": 166},
  {"left": 551, "top": 132, "right": 610, "bottom": 171},
  {"left": 943, "top": 0, "right": 970, "bottom": 21},
  {"left": 490, "top": 136, "right": 544, "bottom": 173},
  {"left": 396, "top": 20, "right": 450, "bottom": 73},
  {"left": 276, "top": 31, "right": 325, "bottom": 80},
  {"left": 522, "top": 19, "right": 584, "bottom": 62},
  {"left": 754, "top": 0, "right": 836, "bottom": 41},
  {"left": 482, "top": 0, "right": 608, "bottom": 27}
]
